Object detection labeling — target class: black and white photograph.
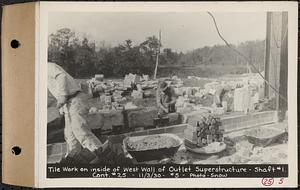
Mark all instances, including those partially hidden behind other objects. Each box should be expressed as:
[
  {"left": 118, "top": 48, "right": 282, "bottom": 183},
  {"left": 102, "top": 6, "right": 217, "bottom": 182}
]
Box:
[
  {"left": 46, "top": 9, "right": 289, "bottom": 175},
  {"left": 1, "top": 1, "right": 297, "bottom": 188}
]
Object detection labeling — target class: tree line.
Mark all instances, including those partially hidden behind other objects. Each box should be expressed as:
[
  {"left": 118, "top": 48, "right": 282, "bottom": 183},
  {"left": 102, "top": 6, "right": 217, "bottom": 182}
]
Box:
[{"left": 48, "top": 28, "right": 265, "bottom": 78}]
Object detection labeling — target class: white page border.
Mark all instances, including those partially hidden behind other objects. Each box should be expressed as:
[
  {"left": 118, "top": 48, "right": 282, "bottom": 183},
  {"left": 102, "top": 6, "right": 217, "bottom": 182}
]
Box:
[{"left": 38, "top": 1, "right": 298, "bottom": 188}]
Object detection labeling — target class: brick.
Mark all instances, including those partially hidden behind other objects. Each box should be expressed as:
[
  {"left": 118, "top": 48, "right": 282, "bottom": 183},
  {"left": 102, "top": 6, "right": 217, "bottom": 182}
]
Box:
[
  {"left": 186, "top": 124, "right": 196, "bottom": 131},
  {"left": 184, "top": 128, "right": 196, "bottom": 135},
  {"left": 245, "top": 120, "right": 251, "bottom": 127},
  {"left": 228, "top": 118, "right": 236, "bottom": 125},
  {"left": 183, "top": 128, "right": 195, "bottom": 135},
  {"left": 184, "top": 132, "right": 197, "bottom": 142},
  {"left": 225, "top": 123, "right": 236, "bottom": 131},
  {"left": 221, "top": 111, "right": 278, "bottom": 132},
  {"left": 249, "top": 120, "right": 256, "bottom": 126},
  {"left": 255, "top": 113, "right": 261, "bottom": 118},
  {"left": 221, "top": 119, "right": 230, "bottom": 125},
  {"left": 256, "top": 117, "right": 262, "bottom": 123},
  {"left": 222, "top": 124, "right": 229, "bottom": 130},
  {"left": 235, "top": 117, "right": 241, "bottom": 124}
]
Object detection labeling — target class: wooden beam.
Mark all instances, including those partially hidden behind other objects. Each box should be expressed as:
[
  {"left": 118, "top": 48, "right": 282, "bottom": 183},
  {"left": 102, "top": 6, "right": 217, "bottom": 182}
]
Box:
[
  {"left": 153, "top": 30, "right": 161, "bottom": 79},
  {"left": 278, "top": 12, "right": 288, "bottom": 121},
  {"left": 264, "top": 12, "right": 272, "bottom": 98}
]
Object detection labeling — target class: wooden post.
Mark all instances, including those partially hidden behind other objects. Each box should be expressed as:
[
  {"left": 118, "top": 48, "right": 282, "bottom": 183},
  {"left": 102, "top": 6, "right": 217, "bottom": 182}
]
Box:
[
  {"left": 264, "top": 12, "right": 272, "bottom": 98},
  {"left": 278, "top": 12, "right": 288, "bottom": 121},
  {"left": 153, "top": 30, "right": 161, "bottom": 80}
]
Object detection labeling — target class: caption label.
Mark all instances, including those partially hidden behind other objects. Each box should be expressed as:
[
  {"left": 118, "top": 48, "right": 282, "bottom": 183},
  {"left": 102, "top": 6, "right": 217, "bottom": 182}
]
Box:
[{"left": 47, "top": 164, "right": 288, "bottom": 178}]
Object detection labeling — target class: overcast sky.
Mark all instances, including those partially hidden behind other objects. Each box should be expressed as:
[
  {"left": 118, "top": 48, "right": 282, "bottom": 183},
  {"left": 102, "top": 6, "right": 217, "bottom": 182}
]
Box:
[{"left": 48, "top": 12, "right": 266, "bottom": 52}]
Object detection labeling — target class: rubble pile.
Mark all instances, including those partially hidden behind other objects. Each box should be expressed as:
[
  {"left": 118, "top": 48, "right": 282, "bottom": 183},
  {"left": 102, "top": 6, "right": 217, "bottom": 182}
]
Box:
[
  {"left": 85, "top": 73, "right": 159, "bottom": 112},
  {"left": 83, "top": 72, "right": 269, "bottom": 122},
  {"left": 124, "top": 73, "right": 141, "bottom": 88},
  {"left": 175, "top": 74, "right": 264, "bottom": 116},
  {"left": 83, "top": 72, "right": 270, "bottom": 135}
]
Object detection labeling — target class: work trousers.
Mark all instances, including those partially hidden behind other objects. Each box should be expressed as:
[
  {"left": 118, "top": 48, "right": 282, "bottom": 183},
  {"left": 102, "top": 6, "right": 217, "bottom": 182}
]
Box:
[{"left": 61, "top": 93, "right": 102, "bottom": 155}]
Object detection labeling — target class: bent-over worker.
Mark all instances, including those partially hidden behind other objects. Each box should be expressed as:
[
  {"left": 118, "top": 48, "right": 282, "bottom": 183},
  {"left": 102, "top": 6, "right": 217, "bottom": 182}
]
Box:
[
  {"left": 48, "top": 62, "right": 130, "bottom": 164},
  {"left": 213, "top": 85, "right": 233, "bottom": 110},
  {"left": 156, "top": 81, "right": 177, "bottom": 114}
]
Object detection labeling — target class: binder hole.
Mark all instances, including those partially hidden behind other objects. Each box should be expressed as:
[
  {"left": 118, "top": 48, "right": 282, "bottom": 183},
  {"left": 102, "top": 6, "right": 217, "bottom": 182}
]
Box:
[
  {"left": 10, "top": 39, "right": 20, "bottom": 48},
  {"left": 11, "top": 146, "right": 21, "bottom": 155}
]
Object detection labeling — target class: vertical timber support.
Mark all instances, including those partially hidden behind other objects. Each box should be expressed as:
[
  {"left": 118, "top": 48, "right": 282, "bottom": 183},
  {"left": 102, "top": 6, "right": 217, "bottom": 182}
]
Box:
[
  {"left": 264, "top": 12, "right": 272, "bottom": 98},
  {"left": 278, "top": 12, "right": 288, "bottom": 121},
  {"left": 153, "top": 30, "right": 161, "bottom": 80}
]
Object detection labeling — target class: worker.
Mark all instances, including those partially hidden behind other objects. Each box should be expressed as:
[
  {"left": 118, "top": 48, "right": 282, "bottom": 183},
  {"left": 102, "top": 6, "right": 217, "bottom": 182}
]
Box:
[
  {"left": 214, "top": 87, "right": 226, "bottom": 107},
  {"left": 213, "top": 84, "right": 234, "bottom": 111},
  {"left": 48, "top": 62, "right": 129, "bottom": 164},
  {"left": 156, "top": 81, "right": 177, "bottom": 114}
]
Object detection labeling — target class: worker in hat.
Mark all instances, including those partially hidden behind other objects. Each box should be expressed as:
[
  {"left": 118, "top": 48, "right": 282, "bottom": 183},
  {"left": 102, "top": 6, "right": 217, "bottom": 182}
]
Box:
[
  {"left": 48, "top": 62, "right": 130, "bottom": 164},
  {"left": 156, "top": 81, "right": 177, "bottom": 114},
  {"left": 213, "top": 84, "right": 234, "bottom": 111}
]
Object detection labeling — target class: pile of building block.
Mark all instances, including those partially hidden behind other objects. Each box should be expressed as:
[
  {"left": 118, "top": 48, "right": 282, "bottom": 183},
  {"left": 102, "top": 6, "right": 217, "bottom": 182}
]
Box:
[
  {"left": 124, "top": 73, "right": 141, "bottom": 88},
  {"left": 184, "top": 115, "right": 224, "bottom": 147}
]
